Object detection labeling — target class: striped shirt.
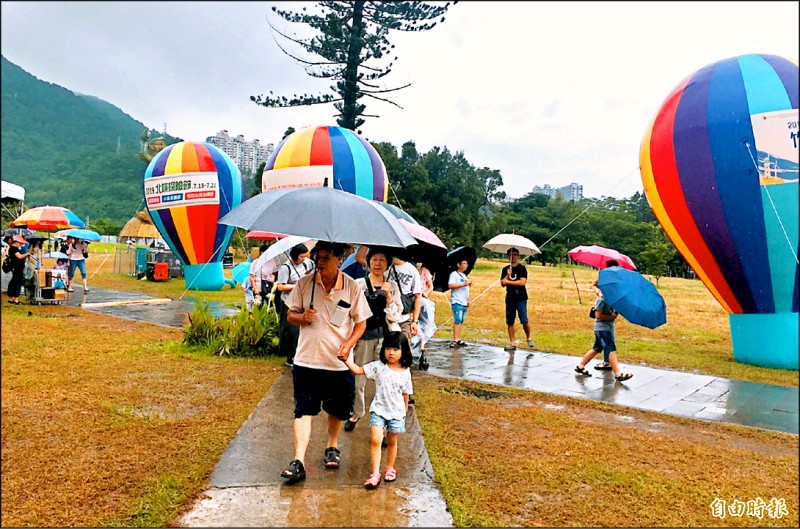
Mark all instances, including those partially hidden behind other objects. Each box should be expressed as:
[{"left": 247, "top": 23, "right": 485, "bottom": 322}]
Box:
[{"left": 286, "top": 270, "right": 372, "bottom": 371}]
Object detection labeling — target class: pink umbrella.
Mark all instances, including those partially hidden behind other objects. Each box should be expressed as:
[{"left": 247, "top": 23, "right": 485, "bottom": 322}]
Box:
[
  {"left": 568, "top": 245, "right": 637, "bottom": 271},
  {"left": 245, "top": 230, "right": 287, "bottom": 241},
  {"left": 398, "top": 219, "right": 446, "bottom": 249}
]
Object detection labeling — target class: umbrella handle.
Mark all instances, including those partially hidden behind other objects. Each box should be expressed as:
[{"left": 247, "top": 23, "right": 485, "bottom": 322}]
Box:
[
  {"left": 507, "top": 256, "right": 517, "bottom": 280},
  {"left": 308, "top": 268, "right": 318, "bottom": 310}
]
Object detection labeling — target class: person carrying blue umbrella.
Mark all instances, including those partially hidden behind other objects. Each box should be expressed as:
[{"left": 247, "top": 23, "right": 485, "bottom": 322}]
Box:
[{"left": 574, "top": 276, "right": 634, "bottom": 383}]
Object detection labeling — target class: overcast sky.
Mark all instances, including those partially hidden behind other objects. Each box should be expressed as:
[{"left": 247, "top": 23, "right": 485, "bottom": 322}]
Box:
[{"left": 2, "top": 1, "right": 798, "bottom": 199}]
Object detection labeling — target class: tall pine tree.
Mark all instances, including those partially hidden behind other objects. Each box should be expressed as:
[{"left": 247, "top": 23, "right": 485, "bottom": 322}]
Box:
[{"left": 251, "top": 1, "right": 455, "bottom": 131}]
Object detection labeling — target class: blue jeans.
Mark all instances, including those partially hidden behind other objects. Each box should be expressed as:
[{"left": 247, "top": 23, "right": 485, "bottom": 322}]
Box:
[
  {"left": 68, "top": 259, "right": 86, "bottom": 280},
  {"left": 592, "top": 330, "right": 616, "bottom": 355},
  {"left": 370, "top": 411, "right": 406, "bottom": 434},
  {"left": 451, "top": 303, "right": 468, "bottom": 324}
]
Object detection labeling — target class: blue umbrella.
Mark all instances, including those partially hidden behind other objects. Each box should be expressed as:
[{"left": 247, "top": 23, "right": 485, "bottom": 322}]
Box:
[
  {"left": 60, "top": 228, "right": 101, "bottom": 242},
  {"left": 597, "top": 267, "right": 667, "bottom": 329},
  {"left": 230, "top": 262, "right": 252, "bottom": 285}
]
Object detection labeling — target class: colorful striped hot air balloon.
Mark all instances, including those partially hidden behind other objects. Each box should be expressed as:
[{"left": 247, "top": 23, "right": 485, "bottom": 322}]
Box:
[
  {"left": 143, "top": 141, "right": 243, "bottom": 290},
  {"left": 640, "top": 54, "right": 798, "bottom": 369},
  {"left": 262, "top": 125, "right": 388, "bottom": 202}
]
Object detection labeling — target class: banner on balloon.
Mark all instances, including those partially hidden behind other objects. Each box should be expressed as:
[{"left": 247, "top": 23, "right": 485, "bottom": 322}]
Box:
[
  {"left": 262, "top": 165, "right": 334, "bottom": 190},
  {"left": 751, "top": 109, "right": 799, "bottom": 186},
  {"left": 145, "top": 172, "right": 220, "bottom": 210}
]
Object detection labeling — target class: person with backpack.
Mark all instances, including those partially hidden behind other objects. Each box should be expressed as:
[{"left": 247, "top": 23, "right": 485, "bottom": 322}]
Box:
[
  {"left": 386, "top": 256, "right": 422, "bottom": 345},
  {"left": 276, "top": 243, "right": 314, "bottom": 366},
  {"left": 5, "top": 235, "right": 34, "bottom": 305},
  {"left": 343, "top": 247, "right": 402, "bottom": 433}
]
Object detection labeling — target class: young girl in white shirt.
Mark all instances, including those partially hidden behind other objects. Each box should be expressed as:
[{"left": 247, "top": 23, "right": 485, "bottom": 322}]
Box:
[{"left": 339, "top": 331, "right": 413, "bottom": 489}]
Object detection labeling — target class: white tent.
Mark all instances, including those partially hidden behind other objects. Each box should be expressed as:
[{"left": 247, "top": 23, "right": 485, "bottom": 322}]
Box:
[
  {"left": 1, "top": 180, "right": 25, "bottom": 218},
  {"left": 1, "top": 180, "right": 25, "bottom": 202}
]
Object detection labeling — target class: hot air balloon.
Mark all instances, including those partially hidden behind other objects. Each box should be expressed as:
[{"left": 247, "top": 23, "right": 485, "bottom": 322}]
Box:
[
  {"left": 143, "top": 141, "right": 243, "bottom": 290},
  {"left": 262, "top": 125, "right": 388, "bottom": 201},
  {"left": 640, "top": 54, "right": 798, "bottom": 370}
]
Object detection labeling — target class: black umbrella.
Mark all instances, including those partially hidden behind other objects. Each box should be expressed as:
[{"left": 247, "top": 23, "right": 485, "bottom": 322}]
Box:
[
  {"left": 432, "top": 246, "right": 477, "bottom": 292},
  {"left": 2, "top": 227, "right": 38, "bottom": 239}
]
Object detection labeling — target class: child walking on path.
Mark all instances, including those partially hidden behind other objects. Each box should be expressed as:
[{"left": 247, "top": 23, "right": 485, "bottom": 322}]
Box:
[
  {"left": 575, "top": 280, "right": 633, "bottom": 382},
  {"left": 339, "top": 331, "right": 413, "bottom": 490}
]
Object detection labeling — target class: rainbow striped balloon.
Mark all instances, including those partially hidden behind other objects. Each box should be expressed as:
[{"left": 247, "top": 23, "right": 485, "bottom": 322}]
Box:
[
  {"left": 143, "top": 141, "right": 243, "bottom": 267},
  {"left": 640, "top": 54, "right": 798, "bottom": 369},
  {"left": 262, "top": 125, "right": 388, "bottom": 201}
]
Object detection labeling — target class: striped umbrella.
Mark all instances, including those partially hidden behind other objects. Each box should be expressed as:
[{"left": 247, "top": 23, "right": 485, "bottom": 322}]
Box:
[{"left": 10, "top": 205, "right": 85, "bottom": 231}]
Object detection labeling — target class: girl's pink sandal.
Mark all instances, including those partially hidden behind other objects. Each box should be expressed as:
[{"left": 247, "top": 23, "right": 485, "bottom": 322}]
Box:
[
  {"left": 384, "top": 467, "right": 397, "bottom": 482},
  {"left": 364, "top": 472, "right": 382, "bottom": 489}
]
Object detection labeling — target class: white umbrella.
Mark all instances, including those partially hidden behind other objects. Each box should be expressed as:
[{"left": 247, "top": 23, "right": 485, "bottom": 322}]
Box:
[
  {"left": 253, "top": 235, "right": 316, "bottom": 277},
  {"left": 483, "top": 233, "right": 541, "bottom": 256}
]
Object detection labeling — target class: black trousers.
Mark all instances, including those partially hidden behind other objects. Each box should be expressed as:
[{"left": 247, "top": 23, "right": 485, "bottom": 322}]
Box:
[
  {"left": 7, "top": 270, "right": 24, "bottom": 297},
  {"left": 278, "top": 301, "right": 300, "bottom": 360}
]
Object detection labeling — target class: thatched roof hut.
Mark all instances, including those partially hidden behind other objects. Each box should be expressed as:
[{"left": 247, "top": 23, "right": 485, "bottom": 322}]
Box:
[{"left": 119, "top": 210, "right": 162, "bottom": 243}]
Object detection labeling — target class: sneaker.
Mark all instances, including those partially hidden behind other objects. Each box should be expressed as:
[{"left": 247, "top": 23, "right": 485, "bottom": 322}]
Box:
[{"left": 526, "top": 339, "right": 534, "bottom": 347}]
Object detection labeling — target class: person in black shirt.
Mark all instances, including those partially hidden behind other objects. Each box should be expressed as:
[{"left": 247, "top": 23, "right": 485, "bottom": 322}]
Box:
[
  {"left": 6, "top": 235, "right": 34, "bottom": 305},
  {"left": 500, "top": 247, "right": 533, "bottom": 351}
]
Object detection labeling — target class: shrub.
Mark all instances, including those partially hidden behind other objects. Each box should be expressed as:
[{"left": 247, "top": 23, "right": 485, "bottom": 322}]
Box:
[{"left": 184, "top": 302, "right": 280, "bottom": 357}]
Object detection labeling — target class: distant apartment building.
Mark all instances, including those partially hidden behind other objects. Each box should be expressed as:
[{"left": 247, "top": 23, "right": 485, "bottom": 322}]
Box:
[
  {"left": 532, "top": 182, "right": 584, "bottom": 201},
  {"left": 205, "top": 130, "right": 274, "bottom": 175}
]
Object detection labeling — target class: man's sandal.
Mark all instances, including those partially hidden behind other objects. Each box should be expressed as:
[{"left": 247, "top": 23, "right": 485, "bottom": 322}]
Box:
[
  {"left": 575, "top": 365, "right": 592, "bottom": 376},
  {"left": 384, "top": 467, "right": 397, "bottom": 482},
  {"left": 594, "top": 362, "right": 612, "bottom": 370},
  {"left": 280, "top": 459, "right": 306, "bottom": 482},
  {"left": 323, "top": 447, "right": 341, "bottom": 469},
  {"left": 615, "top": 373, "right": 634, "bottom": 382},
  {"left": 364, "top": 472, "right": 382, "bottom": 489}
]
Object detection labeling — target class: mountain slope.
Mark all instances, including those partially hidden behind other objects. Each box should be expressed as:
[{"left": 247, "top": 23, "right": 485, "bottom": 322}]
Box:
[{"left": 1, "top": 55, "right": 182, "bottom": 223}]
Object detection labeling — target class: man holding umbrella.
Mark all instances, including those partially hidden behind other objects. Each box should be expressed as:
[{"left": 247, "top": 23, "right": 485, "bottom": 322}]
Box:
[
  {"left": 500, "top": 247, "right": 534, "bottom": 351},
  {"left": 280, "top": 241, "right": 373, "bottom": 482}
]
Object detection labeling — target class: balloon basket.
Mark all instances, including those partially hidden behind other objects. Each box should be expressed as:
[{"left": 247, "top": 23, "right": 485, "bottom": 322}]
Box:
[
  {"left": 729, "top": 313, "right": 798, "bottom": 370},
  {"left": 183, "top": 262, "right": 227, "bottom": 291}
]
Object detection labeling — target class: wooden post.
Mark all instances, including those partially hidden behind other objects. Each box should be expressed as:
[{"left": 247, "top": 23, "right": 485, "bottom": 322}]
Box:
[{"left": 571, "top": 269, "right": 582, "bottom": 304}]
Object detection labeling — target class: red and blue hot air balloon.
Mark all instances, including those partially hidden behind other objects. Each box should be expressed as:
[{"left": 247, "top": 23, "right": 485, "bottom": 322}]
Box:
[
  {"left": 262, "top": 125, "right": 388, "bottom": 202},
  {"left": 640, "top": 54, "right": 798, "bottom": 370},
  {"left": 143, "top": 141, "right": 243, "bottom": 290}
]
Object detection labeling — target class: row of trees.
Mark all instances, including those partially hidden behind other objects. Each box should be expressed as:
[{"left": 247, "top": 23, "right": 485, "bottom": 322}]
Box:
[
  {"left": 225, "top": 136, "right": 686, "bottom": 280},
  {"left": 373, "top": 140, "right": 686, "bottom": 280}
]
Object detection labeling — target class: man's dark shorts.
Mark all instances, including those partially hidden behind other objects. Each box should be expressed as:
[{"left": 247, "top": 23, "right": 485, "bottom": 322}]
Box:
[
  {"left": 292, "top": 365, "right": 355, "bottom": 421},
  {"left": 505, "top": 299, "right": 529, "bottom": 326}
]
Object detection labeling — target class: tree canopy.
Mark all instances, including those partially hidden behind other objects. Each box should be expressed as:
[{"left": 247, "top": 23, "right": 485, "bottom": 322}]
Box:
[{"left": 251, "top": 1, "right": 455, "bottom": 131}]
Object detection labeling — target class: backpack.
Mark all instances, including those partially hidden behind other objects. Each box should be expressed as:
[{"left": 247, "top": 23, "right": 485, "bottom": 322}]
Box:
[
  {"left": 2, "top": 255, "right": 11, "bottom": 274},
  {"left": 391, "top": 266, "right": 416, "bottom": 315}
]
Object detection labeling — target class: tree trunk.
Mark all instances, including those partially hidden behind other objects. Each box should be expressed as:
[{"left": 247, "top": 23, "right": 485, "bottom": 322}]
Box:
[{"left": 339, "top": 1, "right": 365, "bottom": 130}]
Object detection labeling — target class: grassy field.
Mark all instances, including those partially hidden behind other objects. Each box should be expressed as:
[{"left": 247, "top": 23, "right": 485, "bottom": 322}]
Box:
[
  {"left": 414, "top": 374, "right": 798, "bottom": 527},
  {"left": 65, "top": 243, "right": 797, "bottom": 386},
  {"left": 2, "top": 243, "right": 796, "bottom": 527}
]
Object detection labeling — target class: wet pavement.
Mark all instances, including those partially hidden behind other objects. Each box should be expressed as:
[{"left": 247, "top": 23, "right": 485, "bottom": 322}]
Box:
[
  {"left": 179, "top": 370, "right": 452, "bottom": 527},
  {"left": 420, "top": 339, "right": 799, "bottom": 435}
]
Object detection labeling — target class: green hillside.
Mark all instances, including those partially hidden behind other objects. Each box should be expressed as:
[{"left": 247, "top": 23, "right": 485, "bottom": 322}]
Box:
[{"left": 1, "top": 55, "right": 182, "bottom": 223}]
